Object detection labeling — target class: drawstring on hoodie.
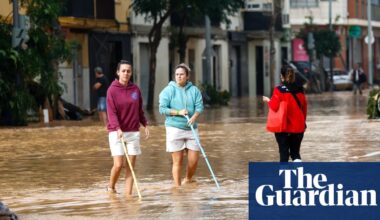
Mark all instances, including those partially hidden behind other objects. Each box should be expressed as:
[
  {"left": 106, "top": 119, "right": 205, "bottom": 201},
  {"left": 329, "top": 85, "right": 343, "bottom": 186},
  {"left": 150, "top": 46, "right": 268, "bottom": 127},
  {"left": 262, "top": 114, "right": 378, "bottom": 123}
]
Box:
[{"left": 183, "top": 87, "right": 187, "bottom": 110}]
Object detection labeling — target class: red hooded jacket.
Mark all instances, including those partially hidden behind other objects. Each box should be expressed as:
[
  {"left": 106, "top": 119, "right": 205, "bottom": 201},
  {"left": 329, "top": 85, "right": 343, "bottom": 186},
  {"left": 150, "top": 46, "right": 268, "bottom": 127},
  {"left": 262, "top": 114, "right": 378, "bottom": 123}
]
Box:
[
  {"left": 268, "top": 84, "right": 307, "bottom": 133},
  {"left": 106, "top": 80, "right": 147, "bottom": 132}
]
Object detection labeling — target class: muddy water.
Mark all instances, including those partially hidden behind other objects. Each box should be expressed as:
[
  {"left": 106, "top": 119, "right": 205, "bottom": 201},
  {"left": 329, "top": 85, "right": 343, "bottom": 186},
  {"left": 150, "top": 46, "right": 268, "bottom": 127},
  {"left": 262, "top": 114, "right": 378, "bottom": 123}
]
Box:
[{"left": 0, "top": 91, "right": 379, "bottom": 219}]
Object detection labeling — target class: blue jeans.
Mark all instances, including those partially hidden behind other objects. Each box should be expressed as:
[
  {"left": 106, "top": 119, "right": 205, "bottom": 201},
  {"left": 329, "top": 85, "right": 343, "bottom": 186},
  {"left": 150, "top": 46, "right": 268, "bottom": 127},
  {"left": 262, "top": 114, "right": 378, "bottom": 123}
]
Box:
[{"left": 97, "top": 97, "right": 107, "bottom": 112}]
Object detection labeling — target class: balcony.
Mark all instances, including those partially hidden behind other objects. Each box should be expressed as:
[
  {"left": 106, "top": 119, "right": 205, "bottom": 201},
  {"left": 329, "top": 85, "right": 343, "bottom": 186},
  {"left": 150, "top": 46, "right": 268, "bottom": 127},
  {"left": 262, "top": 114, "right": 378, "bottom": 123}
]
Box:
[
  {"left": 62, "top": 0, "right": 115, "bottom": 20},
  {"left": 243, "top": 11, "right": 282, "bottom": 31}
]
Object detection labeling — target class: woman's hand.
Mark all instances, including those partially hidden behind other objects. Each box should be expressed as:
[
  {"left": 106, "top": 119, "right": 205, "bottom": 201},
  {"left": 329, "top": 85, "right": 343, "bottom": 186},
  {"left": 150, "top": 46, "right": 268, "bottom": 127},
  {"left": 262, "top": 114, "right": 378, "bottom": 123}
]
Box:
[
  {"left": 188, "top": 116, "right": 196, "bottom": 125},
  {"left": 117, "top": 129, "right": 123, "bottom": 140},
  {"left": 144, "top": 126, "right": 150, "bottom": 140},
  {"left": 187, "top": 112, "right": 200, "bottom": 125},
  {"left": 262, "top": 96, "right": 270, "bottom": 103},
  {"left": 178, "top": 109, "right": 188, "bottom": 116}
]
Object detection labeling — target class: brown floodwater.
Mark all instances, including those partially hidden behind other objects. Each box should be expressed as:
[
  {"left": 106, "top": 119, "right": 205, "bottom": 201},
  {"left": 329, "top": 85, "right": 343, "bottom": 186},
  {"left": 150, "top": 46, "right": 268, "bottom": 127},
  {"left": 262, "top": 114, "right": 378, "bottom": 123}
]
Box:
[{"left": 0, "top": 90, "right": 379, "bottom": 219}]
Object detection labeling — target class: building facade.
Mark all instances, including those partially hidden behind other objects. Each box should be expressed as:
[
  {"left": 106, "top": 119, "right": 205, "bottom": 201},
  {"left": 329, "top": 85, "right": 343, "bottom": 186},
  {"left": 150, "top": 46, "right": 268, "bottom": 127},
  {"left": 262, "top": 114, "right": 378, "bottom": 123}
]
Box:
[{"left": 289, "top": 0, "right": 380, "bottom": 84}]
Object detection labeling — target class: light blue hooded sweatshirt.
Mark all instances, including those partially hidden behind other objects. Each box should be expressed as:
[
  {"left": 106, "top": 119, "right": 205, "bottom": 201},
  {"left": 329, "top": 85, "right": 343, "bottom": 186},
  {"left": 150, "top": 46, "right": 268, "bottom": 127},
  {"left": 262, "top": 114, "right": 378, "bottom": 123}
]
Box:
[{"left": 159, "top": 81, "right": 204, "bottom": 130}]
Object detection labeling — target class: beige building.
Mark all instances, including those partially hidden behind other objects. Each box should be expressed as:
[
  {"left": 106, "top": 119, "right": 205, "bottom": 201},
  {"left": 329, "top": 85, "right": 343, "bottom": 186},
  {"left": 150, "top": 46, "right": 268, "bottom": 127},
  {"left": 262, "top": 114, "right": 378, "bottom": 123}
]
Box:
[{"left": 1, "top": 0, "right": 133, "bottom": 110}]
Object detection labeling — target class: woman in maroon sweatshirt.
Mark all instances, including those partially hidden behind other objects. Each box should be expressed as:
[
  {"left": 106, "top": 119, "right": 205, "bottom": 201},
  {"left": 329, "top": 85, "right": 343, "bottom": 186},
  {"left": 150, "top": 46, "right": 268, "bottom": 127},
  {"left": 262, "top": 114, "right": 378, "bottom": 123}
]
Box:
[
  {"left": 263, "top": 66, "right": 307, "bottom": 162},
  {"left": 106, "top": 60, "right": 149, "bottom": 195}
]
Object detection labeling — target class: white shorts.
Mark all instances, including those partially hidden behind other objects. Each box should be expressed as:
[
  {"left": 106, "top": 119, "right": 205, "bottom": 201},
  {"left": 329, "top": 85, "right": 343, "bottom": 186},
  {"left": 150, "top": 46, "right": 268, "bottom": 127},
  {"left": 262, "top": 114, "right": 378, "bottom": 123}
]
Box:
[
  {"left": 166, "top": 126, "right": 200, "bottom": 152},
  {"left": 108, "top": 131, "right": 141, "bottom": 156}
]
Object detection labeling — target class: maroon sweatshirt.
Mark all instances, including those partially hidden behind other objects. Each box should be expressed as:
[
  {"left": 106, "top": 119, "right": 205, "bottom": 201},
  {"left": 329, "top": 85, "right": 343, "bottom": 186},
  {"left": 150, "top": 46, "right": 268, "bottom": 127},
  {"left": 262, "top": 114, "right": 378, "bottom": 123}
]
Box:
[{"left": 106, "top": 80, "right": 147, "bottom": 132}]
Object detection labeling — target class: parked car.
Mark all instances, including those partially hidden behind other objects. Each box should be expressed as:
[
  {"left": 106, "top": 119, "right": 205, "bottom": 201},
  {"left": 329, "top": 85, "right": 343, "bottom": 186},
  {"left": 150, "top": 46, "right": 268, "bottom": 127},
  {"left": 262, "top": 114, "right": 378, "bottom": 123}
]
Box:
[{"left": 328, "top": 69, "right": 353, "bottom": 91}]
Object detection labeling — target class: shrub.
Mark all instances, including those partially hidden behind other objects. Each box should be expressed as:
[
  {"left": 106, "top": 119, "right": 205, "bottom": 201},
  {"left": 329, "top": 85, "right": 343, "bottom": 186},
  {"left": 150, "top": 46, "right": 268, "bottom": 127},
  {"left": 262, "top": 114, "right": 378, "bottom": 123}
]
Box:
[
  {"left": 199, "top": 83, "right": 231, "bottom": 106},
  {"left": 367, "top": 88, "right": 380, "bottom": 119}
]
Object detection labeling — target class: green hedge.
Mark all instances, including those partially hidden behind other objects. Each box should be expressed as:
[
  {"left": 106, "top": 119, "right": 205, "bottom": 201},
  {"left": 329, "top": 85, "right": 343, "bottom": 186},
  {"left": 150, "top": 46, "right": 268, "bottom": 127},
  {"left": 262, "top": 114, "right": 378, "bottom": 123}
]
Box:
[{"left": 199, "top": 83, "right": 231, "bottom": 106}]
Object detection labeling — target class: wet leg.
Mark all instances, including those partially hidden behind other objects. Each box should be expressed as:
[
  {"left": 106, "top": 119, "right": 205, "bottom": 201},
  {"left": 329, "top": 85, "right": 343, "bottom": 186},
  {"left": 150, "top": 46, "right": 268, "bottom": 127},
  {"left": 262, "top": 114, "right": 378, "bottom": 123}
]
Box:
[
  {"left": 183, "top": 149, "right": 199, "bottom": 183},
  {"left": 109, "top": 156, "right": 124, "bottom": 192},
  {"left": 171, "top": 151, "right": 184, "bottom": 187},
  {"left": 99, "top": 111, "right": 108, "bottom": 127},
  {"left": 125, "top": 155, "right": 136, "bottom": 196}
]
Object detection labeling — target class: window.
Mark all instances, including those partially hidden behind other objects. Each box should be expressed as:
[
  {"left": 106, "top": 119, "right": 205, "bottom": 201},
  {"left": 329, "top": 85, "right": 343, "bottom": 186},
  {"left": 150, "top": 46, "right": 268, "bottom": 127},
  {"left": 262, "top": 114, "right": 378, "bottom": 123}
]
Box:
[
  {"left": 290, "top": 0, "right": 319, "bottom": 8},
  {"left": 62, "top": 0, "right": 114, "bottom": 19},
  {"left": 263, "top": 3, "right": 272, "bottom": 10},
  {"left": 282, "top": 14, "right": 289, "bottom": 25}
]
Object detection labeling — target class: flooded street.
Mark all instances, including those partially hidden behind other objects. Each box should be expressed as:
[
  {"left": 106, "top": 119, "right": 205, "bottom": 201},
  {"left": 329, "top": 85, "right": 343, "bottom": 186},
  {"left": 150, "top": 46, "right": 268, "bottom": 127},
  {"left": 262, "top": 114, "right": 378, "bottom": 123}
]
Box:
[{"left": 0, "top": 91, "right": 379, "bottom": 219}]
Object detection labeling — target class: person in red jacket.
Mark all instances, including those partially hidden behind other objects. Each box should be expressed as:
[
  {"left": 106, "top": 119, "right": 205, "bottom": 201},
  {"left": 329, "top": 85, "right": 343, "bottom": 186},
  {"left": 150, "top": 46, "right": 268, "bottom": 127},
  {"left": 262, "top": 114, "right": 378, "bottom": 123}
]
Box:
[
  {"left": 263, "top": 66, "right": 307, "bottom": 162},
  {"left": 106, "top": 60, "right": 150, "bottom": 195}
]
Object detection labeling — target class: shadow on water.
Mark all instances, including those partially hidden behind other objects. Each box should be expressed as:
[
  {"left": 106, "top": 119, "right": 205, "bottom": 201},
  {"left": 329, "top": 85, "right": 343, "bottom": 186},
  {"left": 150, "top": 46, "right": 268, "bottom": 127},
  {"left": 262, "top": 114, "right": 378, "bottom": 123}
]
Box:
[{"left": 0, "top": 90, "right": 379, "bottom": 219}]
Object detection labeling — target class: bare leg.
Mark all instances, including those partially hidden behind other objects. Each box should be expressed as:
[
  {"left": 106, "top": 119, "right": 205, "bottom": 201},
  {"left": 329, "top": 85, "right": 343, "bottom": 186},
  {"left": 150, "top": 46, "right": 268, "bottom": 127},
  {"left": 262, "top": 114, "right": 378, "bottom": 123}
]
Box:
[
  {"left": 125, "top": 155, "right": 136, "bottom": 196},
  {"left": 109, "top": 156, "right": 124, "bottom": 192},
  {"left": 171, "top": 151, "right": 184, "bottom": 187},
  {"left": 99, "top": 111, "right": 108, "bottom": 126},
  {"left": 184, "top": 150, "right": 199, "bottom": 183}
]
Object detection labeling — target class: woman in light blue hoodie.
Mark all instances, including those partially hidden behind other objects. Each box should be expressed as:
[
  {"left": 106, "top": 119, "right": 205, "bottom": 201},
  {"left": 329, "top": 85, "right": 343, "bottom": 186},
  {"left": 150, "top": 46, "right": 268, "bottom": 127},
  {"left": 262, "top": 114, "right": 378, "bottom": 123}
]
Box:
[{"left": 159, "top": 63, "right": 204, "bottom": 187}]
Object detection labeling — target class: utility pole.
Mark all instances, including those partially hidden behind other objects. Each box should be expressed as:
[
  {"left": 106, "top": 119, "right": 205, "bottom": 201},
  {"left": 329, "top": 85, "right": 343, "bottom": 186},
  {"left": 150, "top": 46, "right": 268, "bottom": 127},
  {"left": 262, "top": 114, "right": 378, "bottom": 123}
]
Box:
[
  {"left": 367, "top": 0, "right": 373, "bottom": 87},
  {"left": 12, "top": 0, "right": 20, "bottom": 47},
  {"left": 12, "top": 0, "right": 21, "bottom": 86},
  {"left": 328, "top": 0, "right": 334, "bottom": 91}
]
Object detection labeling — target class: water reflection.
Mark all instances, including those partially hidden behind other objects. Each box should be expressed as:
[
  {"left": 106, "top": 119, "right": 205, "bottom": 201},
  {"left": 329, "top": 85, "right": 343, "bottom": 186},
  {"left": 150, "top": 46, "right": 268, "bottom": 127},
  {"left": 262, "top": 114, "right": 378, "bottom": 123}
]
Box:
[{"left": 0, "top": 91, "right": 379, "bottom": 219}]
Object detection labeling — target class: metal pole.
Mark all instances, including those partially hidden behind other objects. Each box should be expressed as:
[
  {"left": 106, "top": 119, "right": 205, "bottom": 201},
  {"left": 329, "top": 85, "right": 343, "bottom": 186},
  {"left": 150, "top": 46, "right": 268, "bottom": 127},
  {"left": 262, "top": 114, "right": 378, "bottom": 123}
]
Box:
[
  {"left": 184, "top": 115, "right": 220, "bottom": 189},
  {"left": 328, "top": 0, "right": 334, "bottom": 91},
  {"left": 12, "top": 0, "right": 20, "bottom": 48},
  {"left": 12, "top": 0, "right": 19, "bottom": 27},
  {"left": 367, "top": 0, "right": 373, "bottom": 87},
  {"left": 12, "top": 0, "right": 21, "bottom": 86},
  {"left": 205, "top": 15, "right": 211, "bottom": 84}
]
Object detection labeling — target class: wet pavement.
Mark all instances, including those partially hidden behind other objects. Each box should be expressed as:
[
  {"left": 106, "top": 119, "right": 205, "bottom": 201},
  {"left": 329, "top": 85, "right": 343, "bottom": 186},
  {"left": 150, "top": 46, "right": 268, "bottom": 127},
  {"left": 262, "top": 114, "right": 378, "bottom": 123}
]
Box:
[{"left": 0, "top": 90, "right": 379, "bottom": 219}]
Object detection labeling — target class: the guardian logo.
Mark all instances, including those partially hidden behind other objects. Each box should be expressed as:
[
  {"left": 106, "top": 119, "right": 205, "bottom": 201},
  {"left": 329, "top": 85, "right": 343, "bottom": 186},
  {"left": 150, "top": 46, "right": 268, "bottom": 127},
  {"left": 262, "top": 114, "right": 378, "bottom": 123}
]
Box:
[
  {"left": 255, "top": 167, "right": 377, "bottom": 207},
  {"left": 249, "top": 163, "right": 380, "bottom": 219}
]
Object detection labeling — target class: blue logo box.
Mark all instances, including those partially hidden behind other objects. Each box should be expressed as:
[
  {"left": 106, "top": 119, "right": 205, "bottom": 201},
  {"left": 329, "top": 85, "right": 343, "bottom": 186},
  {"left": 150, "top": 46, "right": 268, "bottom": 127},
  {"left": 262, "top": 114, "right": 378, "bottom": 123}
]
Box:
[{"left": 249, "top": 162, "right": 380, "bottom": 220}]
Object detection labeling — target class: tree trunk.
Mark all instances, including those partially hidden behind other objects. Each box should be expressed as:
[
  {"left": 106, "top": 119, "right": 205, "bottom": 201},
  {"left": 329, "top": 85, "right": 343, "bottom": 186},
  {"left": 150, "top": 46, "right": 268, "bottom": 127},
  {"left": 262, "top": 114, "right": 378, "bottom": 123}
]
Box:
[
  {"left": 269, "top": 1, "right": 282, "bottom": 94},
  {"left": 146, "top": 11, "right": 172, "bottom": 110},
  {"left": 147, "top": 45, "right": 158, "bottom": 110},
  {"left": 178, "top": 32, "right": 187, "bottom": 63},
  {"left": 178, "top": 14, "right": 188, "bottom": 63},
  {"left": 269, "top": 25, "right": 275, "bottom": 92},
  {"left": 269, "top": 10, "right": 276, "bottom": 93}
]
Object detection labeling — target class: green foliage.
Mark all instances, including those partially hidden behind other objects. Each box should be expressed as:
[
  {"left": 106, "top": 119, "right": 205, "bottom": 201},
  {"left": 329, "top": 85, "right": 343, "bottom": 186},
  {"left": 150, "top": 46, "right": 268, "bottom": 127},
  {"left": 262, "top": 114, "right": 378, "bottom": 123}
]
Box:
[
  {"left": 131, "top": 0, "right": 243, "bottom": 109},
  {"left": 0, "top": 0, "right": 71, "bottom": 125},
  {"left": 312, "top": 30, "right": 341, "bottom": 57},
  {"left": 367, "top": 88, "right": 380, "bottom": 119},
  {"left": 193, "top": 0, "right": 244, "bottom": 26},
  {"left": 132, "top": 0, "right": 243, "bottom": 24},
  {"left": 199, "top": 83, "right": 231, "bottom": 106},
  {"left": 298, "top": 19, "right": 341, "bottom": 58}
]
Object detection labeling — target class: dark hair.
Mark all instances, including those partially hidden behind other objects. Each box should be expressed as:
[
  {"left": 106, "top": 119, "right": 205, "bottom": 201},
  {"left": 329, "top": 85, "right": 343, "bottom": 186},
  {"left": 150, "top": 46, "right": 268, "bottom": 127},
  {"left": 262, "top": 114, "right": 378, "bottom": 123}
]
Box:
[
  {"left": 117, "top": 60, "right": 132, "bottom": 71},
  {"left": 175, "top": 63, "right": 191, "bottom": 76},
  {"left": 280, "top": 65, "right": 296, "bottom": 83}
]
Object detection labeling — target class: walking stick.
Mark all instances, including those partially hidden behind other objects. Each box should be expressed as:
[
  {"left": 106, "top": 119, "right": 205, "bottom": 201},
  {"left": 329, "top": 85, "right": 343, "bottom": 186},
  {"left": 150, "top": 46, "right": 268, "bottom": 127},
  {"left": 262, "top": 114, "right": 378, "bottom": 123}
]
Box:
[
  {"left": 184, "top": 115, "right": 220, "bottom": 189},
  {"left": 121, "top": 136, "right": 142, "bottom": 199}
]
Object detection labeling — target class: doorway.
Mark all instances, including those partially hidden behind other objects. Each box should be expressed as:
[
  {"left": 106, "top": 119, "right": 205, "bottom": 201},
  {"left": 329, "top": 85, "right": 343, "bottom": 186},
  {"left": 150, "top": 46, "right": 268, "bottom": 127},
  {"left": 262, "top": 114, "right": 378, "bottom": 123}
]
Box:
[{"left": 88, "top": 32, "right": 131, "bottom": 109}]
